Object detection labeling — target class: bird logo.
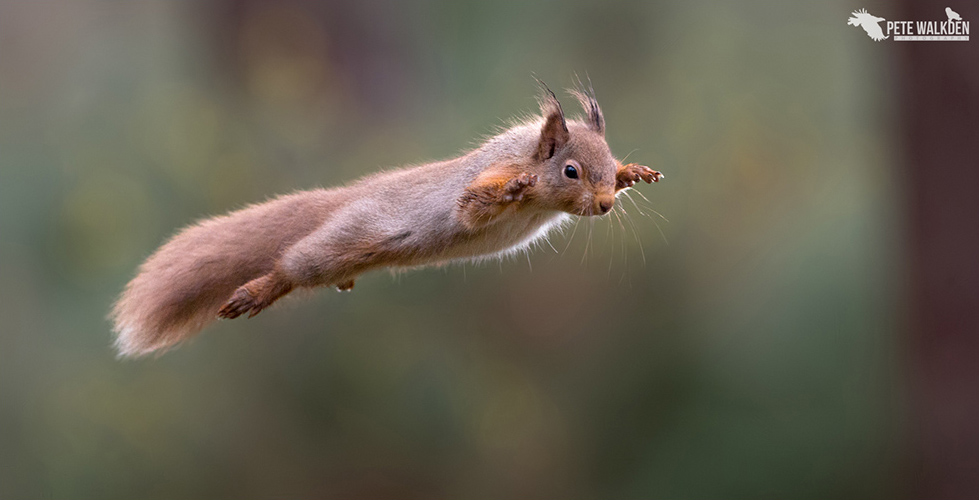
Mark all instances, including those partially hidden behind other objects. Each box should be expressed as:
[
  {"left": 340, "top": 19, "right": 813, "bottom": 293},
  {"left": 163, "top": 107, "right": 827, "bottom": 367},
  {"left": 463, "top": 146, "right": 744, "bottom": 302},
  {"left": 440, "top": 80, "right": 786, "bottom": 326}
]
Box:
[
  {"left": 848, "top": 8, "right": 889, "bottom": 41},
  {"left": 946, "top": 7, "right": 962, "bottom": 22}
]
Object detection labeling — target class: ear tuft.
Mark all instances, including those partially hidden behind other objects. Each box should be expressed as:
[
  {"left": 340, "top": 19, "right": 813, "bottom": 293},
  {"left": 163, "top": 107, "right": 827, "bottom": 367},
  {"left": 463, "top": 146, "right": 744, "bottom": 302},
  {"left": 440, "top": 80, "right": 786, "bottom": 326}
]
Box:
[
  {"left": 570, "top": 74, "right": 605, "bottom": 136},
  {"left": 535, "top": 79, "right": 569, "bottom": 160}
]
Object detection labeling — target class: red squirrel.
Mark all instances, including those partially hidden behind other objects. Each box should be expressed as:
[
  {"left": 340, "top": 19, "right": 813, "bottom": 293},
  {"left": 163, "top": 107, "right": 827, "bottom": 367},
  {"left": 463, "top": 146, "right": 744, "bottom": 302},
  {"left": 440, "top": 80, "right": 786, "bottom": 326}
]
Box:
[{"left": 111, "top": 82, "right": 663, "bottom": 356}]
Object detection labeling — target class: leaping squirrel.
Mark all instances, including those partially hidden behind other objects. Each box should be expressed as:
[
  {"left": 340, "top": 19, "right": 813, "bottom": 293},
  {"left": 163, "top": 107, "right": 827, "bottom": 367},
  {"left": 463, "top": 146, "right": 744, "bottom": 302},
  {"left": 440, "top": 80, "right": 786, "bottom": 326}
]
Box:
[{"left": 111, "top": 81, "right": 663, "bottom": 356}]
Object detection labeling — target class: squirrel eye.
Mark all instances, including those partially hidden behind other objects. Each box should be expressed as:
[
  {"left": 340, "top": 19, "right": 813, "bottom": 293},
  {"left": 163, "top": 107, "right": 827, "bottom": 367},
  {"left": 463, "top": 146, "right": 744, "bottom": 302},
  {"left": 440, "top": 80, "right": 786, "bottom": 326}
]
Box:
[{"left": 564, "top": 164, "right": 579, "bottom": 179}]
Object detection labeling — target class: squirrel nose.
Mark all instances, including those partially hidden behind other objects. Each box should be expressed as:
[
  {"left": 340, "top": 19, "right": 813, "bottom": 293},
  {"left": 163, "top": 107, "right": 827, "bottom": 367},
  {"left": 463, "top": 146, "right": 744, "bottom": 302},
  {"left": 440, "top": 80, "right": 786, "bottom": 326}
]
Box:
[{"left": 597, "top": 198, "right": 614, "bottom": 214}]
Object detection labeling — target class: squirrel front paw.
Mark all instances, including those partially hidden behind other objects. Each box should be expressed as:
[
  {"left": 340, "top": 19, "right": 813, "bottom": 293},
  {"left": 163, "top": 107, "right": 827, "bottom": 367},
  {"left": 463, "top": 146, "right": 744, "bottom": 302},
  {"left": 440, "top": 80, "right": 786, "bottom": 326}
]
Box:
[
  {"left": 502, "top": 173, "right": 538, "bottom": 202},
  {"left": 457, "top": 171, "right": 538, "bottom": 229},
  {"left": 616, "top": 163, "right": 663, "bottom": 190}
]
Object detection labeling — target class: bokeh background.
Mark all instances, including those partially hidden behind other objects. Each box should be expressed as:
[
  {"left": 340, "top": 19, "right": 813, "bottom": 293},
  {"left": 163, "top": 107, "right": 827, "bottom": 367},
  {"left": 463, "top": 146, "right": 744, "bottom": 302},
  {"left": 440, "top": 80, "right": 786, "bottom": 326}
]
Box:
[{"left": 1, "top": 1, "right": 975, "bottom": 498}]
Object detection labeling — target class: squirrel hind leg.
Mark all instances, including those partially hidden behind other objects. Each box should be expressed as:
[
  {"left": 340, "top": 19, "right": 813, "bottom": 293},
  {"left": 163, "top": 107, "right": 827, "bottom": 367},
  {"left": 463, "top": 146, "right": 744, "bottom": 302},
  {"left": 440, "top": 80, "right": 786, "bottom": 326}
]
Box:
[{"left": 218, "top": 272, "right": 294, "bottom": 319}]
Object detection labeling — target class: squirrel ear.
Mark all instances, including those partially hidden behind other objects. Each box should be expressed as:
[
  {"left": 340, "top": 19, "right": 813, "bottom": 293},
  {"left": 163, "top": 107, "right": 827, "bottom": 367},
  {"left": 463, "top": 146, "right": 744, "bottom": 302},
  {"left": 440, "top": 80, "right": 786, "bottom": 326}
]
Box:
[
  {"left": 570, "top": 75, "right": 604, "bottom": 136},
  {"left": 536, "top": 80, "right": 569, "bottom": 160}
]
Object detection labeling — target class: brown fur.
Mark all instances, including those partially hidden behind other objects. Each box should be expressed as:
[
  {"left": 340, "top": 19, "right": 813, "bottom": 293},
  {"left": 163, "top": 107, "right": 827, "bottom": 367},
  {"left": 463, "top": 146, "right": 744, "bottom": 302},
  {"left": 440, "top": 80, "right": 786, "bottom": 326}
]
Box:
[{"left": 111, "top": 82, "right": 663, "bottom": 356}]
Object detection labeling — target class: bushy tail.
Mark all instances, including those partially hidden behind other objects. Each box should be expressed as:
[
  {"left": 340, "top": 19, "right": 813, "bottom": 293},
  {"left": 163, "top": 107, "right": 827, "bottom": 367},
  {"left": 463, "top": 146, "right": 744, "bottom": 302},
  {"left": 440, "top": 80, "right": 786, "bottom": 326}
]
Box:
[{"left": 111, "top": 191, "right": 333, "bottom": 357}]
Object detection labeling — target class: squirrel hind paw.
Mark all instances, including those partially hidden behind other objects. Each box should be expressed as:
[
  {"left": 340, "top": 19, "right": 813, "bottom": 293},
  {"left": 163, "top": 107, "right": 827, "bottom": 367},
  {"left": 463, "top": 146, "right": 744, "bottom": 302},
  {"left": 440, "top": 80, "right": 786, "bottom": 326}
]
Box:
[
  {"left": 218, "top": 287, "right": 262, "bottom": 319},
  {"left": 217, "top": 273, "right": 294, "bottom": 320}
]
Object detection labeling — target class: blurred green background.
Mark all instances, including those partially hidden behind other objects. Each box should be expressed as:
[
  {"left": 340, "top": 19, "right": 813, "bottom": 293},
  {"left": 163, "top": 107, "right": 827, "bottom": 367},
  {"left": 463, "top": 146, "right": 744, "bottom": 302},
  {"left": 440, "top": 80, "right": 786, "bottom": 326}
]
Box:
[{"left": 0, "top": 1, "right": 908, "bottom": 498}]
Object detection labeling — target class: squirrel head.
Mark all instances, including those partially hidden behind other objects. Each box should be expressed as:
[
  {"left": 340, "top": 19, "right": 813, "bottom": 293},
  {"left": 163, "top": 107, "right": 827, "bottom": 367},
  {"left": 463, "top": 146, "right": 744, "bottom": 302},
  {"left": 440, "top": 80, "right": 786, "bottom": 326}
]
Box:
[{"left": 530, "top": 82, "right": 618, "bottom": 217}]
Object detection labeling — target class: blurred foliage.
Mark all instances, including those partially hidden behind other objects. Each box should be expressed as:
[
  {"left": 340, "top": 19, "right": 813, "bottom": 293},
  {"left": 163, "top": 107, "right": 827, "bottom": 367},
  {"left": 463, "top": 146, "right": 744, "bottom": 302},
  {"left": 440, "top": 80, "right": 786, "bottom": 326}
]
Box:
[{"left": 0, "top": 1, "right": 906, "bottom": 498}]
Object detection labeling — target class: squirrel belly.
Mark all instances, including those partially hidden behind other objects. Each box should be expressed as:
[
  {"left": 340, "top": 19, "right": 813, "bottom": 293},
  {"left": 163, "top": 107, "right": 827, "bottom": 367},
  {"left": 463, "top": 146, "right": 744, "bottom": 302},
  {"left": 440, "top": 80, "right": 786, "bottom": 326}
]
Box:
[{"left": 111, "top": 81, "right": 663, "bottom": 356}]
